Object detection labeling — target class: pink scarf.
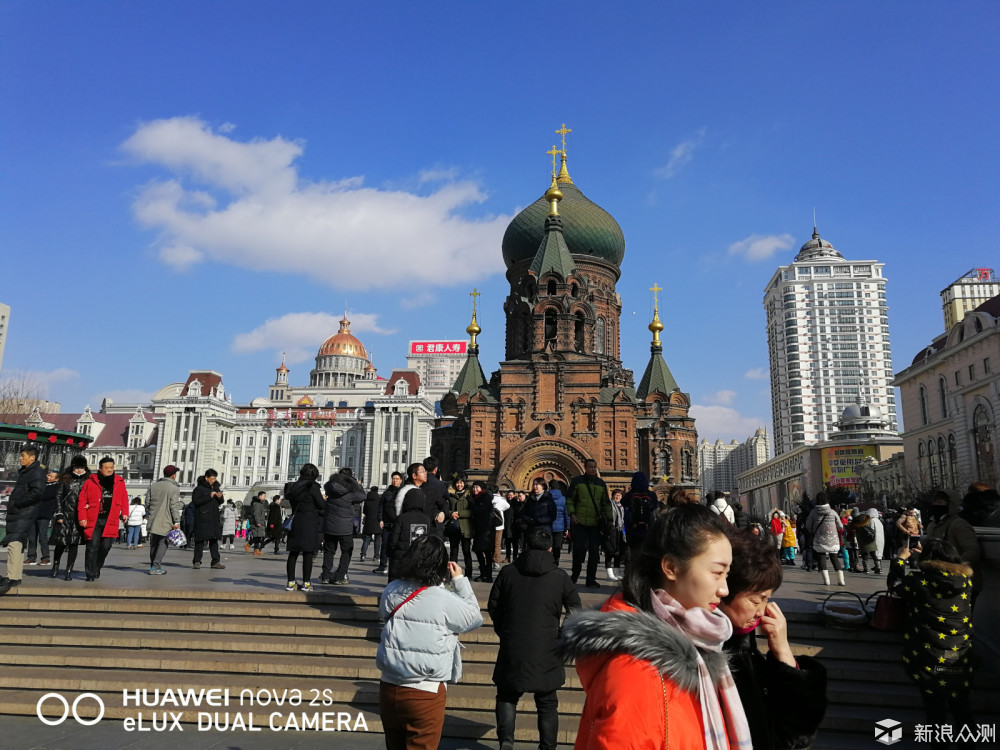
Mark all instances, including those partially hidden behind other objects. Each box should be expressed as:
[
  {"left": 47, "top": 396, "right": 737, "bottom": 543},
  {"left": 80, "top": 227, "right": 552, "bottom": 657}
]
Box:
[{"left": 651, "top": 589, "right": 753, "bottom": 750}]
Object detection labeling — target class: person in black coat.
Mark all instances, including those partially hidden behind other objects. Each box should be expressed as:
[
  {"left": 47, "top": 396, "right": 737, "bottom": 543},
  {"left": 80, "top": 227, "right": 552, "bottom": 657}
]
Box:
[
  {"left": 469, "top": 481, "right": 497, "bottom": 582},
  {"left": 191, "top": 470, "right": 225, "bottom": 569},
  {"left": 488, "top": 527, "right": 581, "bottom": 750},
  {"left": 27, "top": 468, "right": 60, "bottom": 564},
  {"left": 421, "top": 456, "right": 450, "bottom": 537},
  {"left": 521, "top": 479, "right": 557, "bottom": 534},
  {"left": 265, "top": 495, "right": 284, "bottom": 553},
  {"left": 721, "top": 528, "right": 827, "bottom": 750},
  {"left": 386, "top": 491, "right": 431, "bottom": 583},
  {"left": 375, "top": 472, "right": 402, "bottom": 574},
  {"left": 0, "top": 445, "right": 46, "bottom": 595},
  {"left": 359, "top": 486, "right": 382, "bottom": 563},
  {"left": 320, "top": 467, "right": 366, "bottom": 585},
  {"left": 49, "top": 456, "right": 89, "bottom": 580},
  {"left": 284, "top": 463, "right": 325, "bottom": 591}
]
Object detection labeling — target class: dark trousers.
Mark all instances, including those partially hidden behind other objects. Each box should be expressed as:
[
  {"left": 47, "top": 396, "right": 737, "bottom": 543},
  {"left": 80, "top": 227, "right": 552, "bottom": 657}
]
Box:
[
  {"left": 360, "top": 533, "right": 380, "bottom": 560},
  {"left": 919, "top": 690, "right": 974, "bottom": 750},
  {"left": 84, "top": 516, "right": 113, "bottom": 578},
  {"left": 322, "top": 533, "right": 353, "bottom": 580},
  {"left": 604, "top": 530, "right": 623, "bottom": 569},
  {"left": 266, "top": 532, "right": 283, "bottom": 553},
  {"left": 52, "top": 543, "right": 78, "bottom": 570},
  {"left": 476, "top": 550, "right": 492, "bottom": 582},
  {"left": 149, "top": 533, "right": 170, "bottom": 567},
  {"left": 379, "top": 681, "right": 446, "bottom": 750},
  {"left": 378, "top": 528, "right": 391, "bottom": 568},
  {"left": 857, "top": 550, "right": 881, "bottom": 572},
  {"left": 496, "top": 688, "right": 558, "bottom": 750},
  {"left": 192, "top": 538, "right": 220, "bottom": 565},
  {"left": 27, "top": 518, "right": 51, "bottom": 560},
  {"left": 551, "top": 531, "right": 565, "bottom": 563},
  {"left": 449, "top": 536, "right": 473, "bottom": 572},
  {"left": 287, "top": 550, "right": 315, "bottom": 583},
  {"left": 571, "top": 523, "right": 602, "bottom": 584}
]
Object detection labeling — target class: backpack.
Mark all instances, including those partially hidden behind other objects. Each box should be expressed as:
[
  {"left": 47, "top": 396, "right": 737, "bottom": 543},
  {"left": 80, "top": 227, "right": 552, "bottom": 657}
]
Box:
[
  {"left": 855, "top": 520, "right": 876, "bottom": 546},
  {"left": 629, "top": 492, "right": 655, "bottom": 537}
]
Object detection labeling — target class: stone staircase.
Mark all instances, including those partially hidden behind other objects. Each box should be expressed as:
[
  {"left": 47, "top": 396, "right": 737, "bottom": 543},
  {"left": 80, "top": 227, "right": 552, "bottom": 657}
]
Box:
[{"left": 0, "top": 585, "right": 997, "bottom": 749}]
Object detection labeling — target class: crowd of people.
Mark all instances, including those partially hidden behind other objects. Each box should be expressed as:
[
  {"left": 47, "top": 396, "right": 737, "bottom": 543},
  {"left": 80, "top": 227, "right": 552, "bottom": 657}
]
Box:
[{"left": 0, "top": 443, "right": 992, "bottom": 748}]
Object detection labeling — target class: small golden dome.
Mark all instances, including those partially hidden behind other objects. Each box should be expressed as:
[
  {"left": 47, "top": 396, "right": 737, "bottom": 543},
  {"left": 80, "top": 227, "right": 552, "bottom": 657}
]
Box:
[{"left": 318, "top": 316, "right": 369, "bottom": 359}]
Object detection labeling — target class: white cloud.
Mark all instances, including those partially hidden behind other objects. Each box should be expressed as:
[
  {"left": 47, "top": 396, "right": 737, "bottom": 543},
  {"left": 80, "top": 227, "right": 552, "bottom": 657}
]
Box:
[
  {"left": 654, "top": 128, "right": 707, "bottom": 179},
  {"left": 703, "top": 389, "right": 737, "bottom": 406},
  {"left": 691, "top": 404, "right": 768, "bottom": 444},
  {"left": 0, "top": 368, "right": 79, "bottom": 399},
  {"left": 400, "top": 290, "right": 438, "bottom": 309},
  {"left": 122, "top": 117, "right": 511, "bottom": 289},
  {"left": 232, "top": 312, "right": 396, "bottom": 361},
  {"left": 727, "top": 233, "right": 795, "bottom": 262},
  {"left": 744, "top": 368, "right": 768, "bottom": 380},
  {"left": 91, "top": 389, "right": 158, "bottom": 405}
]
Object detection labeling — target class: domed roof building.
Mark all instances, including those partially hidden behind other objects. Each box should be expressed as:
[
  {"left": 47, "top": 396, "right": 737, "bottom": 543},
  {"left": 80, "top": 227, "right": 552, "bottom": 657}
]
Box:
[
  {"left": 435, "top": 132, "right": 699, "bottom": 494},
  {"left": 311, "top": 315, "right": 373, "bottom": 388}
]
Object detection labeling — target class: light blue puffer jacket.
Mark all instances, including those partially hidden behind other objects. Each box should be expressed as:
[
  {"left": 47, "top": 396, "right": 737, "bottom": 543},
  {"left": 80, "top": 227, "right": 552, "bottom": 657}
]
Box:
[{"left": 376, "top": 576, "right": 483, "bottom": 685}]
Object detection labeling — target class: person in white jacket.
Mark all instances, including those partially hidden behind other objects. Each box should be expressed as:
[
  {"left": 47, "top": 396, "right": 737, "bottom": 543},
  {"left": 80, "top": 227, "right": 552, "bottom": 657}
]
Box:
[
  {"left": 708, "top": 491, "right": 735, "bottom": 525},
  {"left": 377, "top": 535, "right": 483, "bottom": 750},
  {"left": 126, "top": 499, "right": 146, "bottom": 549},
  {"left": 492, "top": 491, "right": 510, "bottom": 567}
]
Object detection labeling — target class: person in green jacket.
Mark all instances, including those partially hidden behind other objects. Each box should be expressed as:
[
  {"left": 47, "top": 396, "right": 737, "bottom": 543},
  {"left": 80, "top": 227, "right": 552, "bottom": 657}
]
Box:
[{"left": 566, "top": 459, "right": 612, "bottom": 589}]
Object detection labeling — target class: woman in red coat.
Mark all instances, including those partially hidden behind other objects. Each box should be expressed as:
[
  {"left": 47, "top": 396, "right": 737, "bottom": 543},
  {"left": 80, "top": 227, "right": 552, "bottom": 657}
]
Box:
[
  {"left": 561, "top": 504, "right": 752, "bottom": 750},
  {"left": 77, "top": 457, "right": 129, "bottom": 581}
]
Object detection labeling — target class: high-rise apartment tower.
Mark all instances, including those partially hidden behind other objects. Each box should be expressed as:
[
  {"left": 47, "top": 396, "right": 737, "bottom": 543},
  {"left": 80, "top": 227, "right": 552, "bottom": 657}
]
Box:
[{"left": 764, "top": 229, "right": 896, "bottom": 456}]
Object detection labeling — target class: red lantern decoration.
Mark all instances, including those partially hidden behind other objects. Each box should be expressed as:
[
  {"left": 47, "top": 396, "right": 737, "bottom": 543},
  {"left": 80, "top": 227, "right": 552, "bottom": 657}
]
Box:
[
  {"left": 48, "top": 435, "right": 57, "bottom": 443},
  {"left": 66, "top": 438, "right": 74, "bottom": 444},
  {"left": 27, "top": 432, "right": 37, "bottom": 441}
]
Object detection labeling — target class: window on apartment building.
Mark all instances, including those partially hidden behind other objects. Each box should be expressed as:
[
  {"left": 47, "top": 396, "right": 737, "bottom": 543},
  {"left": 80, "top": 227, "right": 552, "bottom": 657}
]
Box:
[
  {"left": 939, "top": 378, "right": 948, "bottom": 419},
  {"left": 969, "top": 364, "right": 976, "bottom": 381},
  {"left": 954, "top": 371, "right": 961, "bottom": 386},
  {"left": 985, "top": 357, "right": 992, "bottom": 374},
  {"left": 919, "top": 386, "right": 928, "bottom": 426}
]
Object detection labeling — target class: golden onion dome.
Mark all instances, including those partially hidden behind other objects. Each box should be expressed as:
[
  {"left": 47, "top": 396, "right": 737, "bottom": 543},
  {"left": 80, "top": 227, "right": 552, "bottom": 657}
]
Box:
[{"left": 318, "top": 316, "right": 369, "bottom": 360}]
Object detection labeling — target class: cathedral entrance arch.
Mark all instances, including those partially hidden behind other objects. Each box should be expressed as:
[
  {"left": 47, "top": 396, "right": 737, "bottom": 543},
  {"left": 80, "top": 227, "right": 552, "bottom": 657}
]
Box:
[{"left": 494, "top": 437, "right": 588, "bottom": 491}]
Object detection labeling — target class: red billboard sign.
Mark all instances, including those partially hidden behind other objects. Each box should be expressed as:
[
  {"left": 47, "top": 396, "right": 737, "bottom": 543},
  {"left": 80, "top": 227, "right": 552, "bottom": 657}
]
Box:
[{"left": 409, "top": 341, "right": 467, "bottom": 355}]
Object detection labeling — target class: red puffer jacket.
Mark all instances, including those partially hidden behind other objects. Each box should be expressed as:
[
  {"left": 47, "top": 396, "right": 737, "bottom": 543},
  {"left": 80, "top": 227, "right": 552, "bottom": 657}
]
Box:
[{"left": 77, "top": 473, "right": 130, "bottom": 540}]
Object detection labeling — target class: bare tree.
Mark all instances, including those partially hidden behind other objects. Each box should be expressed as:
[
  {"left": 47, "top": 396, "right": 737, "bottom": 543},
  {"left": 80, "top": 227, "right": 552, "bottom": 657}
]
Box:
[{"left": 0, "top": 370, "right": 47, "bottom": 418}]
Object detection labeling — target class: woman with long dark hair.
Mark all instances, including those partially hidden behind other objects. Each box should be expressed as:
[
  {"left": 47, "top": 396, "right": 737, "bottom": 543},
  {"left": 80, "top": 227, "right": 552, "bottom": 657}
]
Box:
[
  {"left": 49, "top": 456, "right": 89, "bottom": 580},
  {"left": 561, "top": 503, "right": 752, "bottom": 749},
  {"left": 721, "top": 528, "right": 827, "bottom": 749},
  {"left": 377, "top": 535, "right": 483, "bottom": 750},
  {"left": 283, "top": 463, "right": 324, "bottom": 591}
]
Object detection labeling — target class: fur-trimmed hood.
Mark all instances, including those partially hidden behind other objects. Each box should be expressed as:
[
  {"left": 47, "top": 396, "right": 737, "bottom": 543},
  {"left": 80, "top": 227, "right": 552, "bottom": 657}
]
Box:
[
  {"left": 560, "top": 603, "right": 729, "bottom": 694},
  {"left": 920, "top": 558, "right": 973, "bottom": 578}
]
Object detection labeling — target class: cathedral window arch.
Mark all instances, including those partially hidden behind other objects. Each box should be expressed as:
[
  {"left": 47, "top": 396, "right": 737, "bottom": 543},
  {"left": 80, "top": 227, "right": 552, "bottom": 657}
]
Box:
[
  {"left": 918, "top": 386, "right": 928, "bottom": 425},
  {"left": 544, "top": 309, "right": 557, "bottom": 344},
  {"left": 574, "top": 312, "right": 586, "bottom": 353},
  {"left": 928, "top": 439, "right": 937, "bottom": 486},
  {"left": 948, "top": 434, "right": 959, "bottom": 488},
  {"left": 918, "top": 442, "right": 927, "bottom": 486},
  {"left": 937, "top": 436, "right": 947, "bottom": 488},
  {"left": 546, "top": 279, "right": 557, "bottom": 296},
  {"left": 571, "top": 283, "right": 579, "bottom": 298},
  {"left": 595, "top": 317, "right": 605, "bottom": 355},
  {"left": 652, "top": 400, "right": 662, "bottom": 418}
]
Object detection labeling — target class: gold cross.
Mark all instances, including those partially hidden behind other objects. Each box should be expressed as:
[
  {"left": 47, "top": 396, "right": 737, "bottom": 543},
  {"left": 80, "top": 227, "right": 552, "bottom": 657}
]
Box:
[
  {"left": 546, "top": 145, "right": 560, "bottom": 177},
  {"left": 470, "top": 288, "right": 480, "bottom": 313},
  {"left": 650, "top": 283, "right": 662, "bottom": 307},
  {"left": 556, "top": 123, "right": 572, "bottom": 153}
]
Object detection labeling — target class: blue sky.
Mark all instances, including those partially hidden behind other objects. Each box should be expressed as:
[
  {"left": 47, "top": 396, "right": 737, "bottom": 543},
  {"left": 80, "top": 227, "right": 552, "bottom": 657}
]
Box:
[{"left": 2, "top": 2, "right": 997, "bottom": 444}]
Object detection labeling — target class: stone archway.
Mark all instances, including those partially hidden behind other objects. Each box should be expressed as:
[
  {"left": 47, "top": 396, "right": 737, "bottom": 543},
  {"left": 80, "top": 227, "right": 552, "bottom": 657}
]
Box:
[{"left": 494, "top": 437, "right": 588, "bottom": 491}]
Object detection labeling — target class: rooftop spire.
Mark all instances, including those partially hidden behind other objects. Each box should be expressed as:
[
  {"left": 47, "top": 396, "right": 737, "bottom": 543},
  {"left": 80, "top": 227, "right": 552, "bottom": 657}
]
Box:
[
  {"left": 555, "top": 123, "right": 574, "bottom": 184},
  {"left": 467, "top": 288, "right": 482, "bottom": 348},
  {"left": 649, "top": 283, "right": 664, "bottom": 345},
  {"left": 545, "top": 145, "right": 564, "bottom": 216}
]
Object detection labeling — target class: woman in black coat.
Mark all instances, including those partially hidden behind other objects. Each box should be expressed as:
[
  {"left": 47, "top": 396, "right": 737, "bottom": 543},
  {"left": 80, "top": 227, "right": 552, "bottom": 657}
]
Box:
[
  {"left": 468, "top": 481, "right": 496, "bottom": 583},
  {"left": 721, "top": 528, "right": 827, "bottom": 750},
  {"left": 359, "top": 487, "right": 382, "bottom": 562},
  {"left": 283, "top": 463, "right": 325, "bottom": 591},
  {"left": 49, "top": 456, "right": 89, "bottom": 580},
  {"left": 521, "top": 479, "right": 557, "bottom": 534}
]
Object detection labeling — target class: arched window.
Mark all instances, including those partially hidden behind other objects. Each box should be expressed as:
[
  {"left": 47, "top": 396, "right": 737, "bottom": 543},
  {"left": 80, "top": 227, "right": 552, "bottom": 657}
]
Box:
[
  {"left": 682, "top": 448, "right": 694, "bottom": 481},
  {"left": 937, "top": 436, "right": 947, "bottom": 489},
  {"left": 574, "top": 312, "right": 586, "bottom": 353},
  {"left": 652, "top": 400, "right": 662, "bottom": 418},
  {"left": 948, "top": 434, "right": 959, "bottom": 488},
  {"left": 919, "top": 386, "right": 928, "bottom": 425},
  {"left": 544, "top": 309, "right": 557, "bottom": 344},
  {"left": 974, "top": 404, "right": 997, "bottom": 485},
  {"left": 939, "top": 377, "right": 948, "bottom": 420},
  {"left": 595, "top": 317, "right": 605, "bottom": 355},
  {"left": 571, "top": 283, "right": 578, "bottom": 298},
  {"left": 918, "top": 442, "right": 927, "bottom": 486},
  {"left": 928, "top": 439, "right": 938, "bottom": 486},
  {"left": 546, "top": 280, "right": 557, "bottom": 296}
]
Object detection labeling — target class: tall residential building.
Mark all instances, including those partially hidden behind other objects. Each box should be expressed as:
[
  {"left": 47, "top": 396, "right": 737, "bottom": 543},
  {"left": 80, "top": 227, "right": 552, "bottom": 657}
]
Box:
[
  {"left": 941, "top": 268, "right": 1000, "bottom": 330},
  {"left": 764, "top": 228, "right": 897, "bottom": 456},
  {"left": 405, "top": 340, "right": 468, "bottom": 402},
  {"left": 0, "top": 302, "right": 9, "bottom": 372},
  {"left": 699, "top": 427, "right": 770, "bottom": 497}
]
